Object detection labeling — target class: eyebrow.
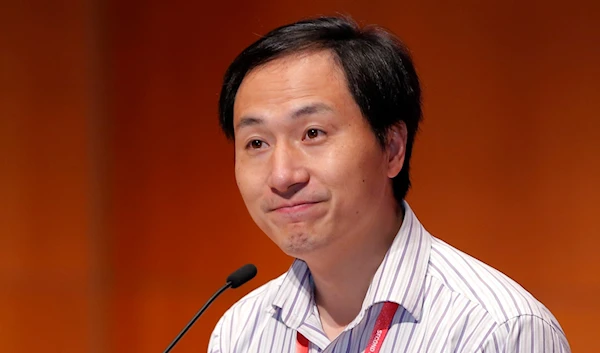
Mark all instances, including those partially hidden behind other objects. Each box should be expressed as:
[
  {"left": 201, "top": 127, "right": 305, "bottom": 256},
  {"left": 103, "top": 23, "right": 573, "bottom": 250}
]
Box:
[{"left": 235, "top": 103, "right": 333, "bottom": 132}]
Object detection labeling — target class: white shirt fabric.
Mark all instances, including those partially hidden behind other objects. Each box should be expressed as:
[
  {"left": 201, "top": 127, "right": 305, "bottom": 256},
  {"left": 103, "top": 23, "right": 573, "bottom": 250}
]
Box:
[{"left": 208, "top": 202, "right": 571, "bottom": 352}]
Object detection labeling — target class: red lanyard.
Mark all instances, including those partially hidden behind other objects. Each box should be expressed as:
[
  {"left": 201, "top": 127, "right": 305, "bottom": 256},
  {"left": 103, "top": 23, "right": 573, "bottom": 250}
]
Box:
[{"left": 296, "top": 302, "right": 399, "bottom": 353}]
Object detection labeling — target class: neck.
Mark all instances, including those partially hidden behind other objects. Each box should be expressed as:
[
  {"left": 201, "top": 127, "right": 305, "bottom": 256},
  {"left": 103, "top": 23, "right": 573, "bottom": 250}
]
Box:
[{"left": 305, "top": 205, "right": 403, "bottom": 337}]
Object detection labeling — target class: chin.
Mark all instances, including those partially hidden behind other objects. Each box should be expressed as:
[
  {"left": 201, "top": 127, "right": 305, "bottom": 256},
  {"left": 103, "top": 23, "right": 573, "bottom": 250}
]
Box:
[{"left": 276, "top": 230, "right": 317, "bottom": 258}]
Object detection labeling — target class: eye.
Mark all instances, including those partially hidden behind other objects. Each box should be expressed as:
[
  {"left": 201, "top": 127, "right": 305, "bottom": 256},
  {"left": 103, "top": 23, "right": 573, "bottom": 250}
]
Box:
[
  {"left": 246, "top": 139, "right": 266, "bottom": 150},
  {"left": 304, "top": 128, "right": 325, "bottom": 140}
]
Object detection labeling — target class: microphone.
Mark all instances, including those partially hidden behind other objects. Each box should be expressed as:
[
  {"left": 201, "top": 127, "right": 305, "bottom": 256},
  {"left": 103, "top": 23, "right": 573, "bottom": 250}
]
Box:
[{"left": 162, "top": 264, "right": 258, "bottom": 353}]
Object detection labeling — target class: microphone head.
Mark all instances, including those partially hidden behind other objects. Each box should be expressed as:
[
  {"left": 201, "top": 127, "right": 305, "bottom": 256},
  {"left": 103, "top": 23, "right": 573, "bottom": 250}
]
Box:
[{"left": 226, "top": 264, "right": 257, "bottom": 289}]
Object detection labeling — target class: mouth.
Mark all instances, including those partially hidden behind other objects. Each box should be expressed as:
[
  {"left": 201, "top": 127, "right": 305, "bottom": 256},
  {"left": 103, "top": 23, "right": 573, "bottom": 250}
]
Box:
[{"left": 271, "top": 201, "right": 322, "bottom": 214}]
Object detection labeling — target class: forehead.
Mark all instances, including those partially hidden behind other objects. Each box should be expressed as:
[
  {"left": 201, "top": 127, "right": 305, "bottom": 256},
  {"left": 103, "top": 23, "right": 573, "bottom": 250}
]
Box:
[{"left": 233, "top": 50, "right": 353, "bottom": 121}]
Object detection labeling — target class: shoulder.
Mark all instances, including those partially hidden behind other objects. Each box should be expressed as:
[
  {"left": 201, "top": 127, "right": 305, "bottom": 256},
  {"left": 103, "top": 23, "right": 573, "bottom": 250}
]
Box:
[
  {"left": 427, "top": 235, "right": 559, "bottom": 326},
  {"left": 423, "top": 235, "right": 570, "bottom": 351},
  {"left": 475, "top": 314, "right": 571, "bottom": 352},
  {"left": 208, "top": 272, "right": 286, "bottom": 353}
]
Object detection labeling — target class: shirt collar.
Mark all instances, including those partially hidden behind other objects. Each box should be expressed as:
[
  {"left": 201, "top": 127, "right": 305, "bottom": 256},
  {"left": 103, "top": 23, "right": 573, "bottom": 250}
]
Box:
[
  {"left": 360, "top": 201, "right": 431, "bottom": 322},
  {"left": 272, "top": 258, "right": 314, "bottom": 329},
  {"left": 271, "top": 201, "right": 431, "bottom": 328}
]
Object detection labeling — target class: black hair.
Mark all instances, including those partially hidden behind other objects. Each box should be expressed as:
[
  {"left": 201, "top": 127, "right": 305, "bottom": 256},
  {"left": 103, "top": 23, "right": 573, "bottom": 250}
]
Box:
[{"left": 219, "top": 15, "right": 422, "bottom": 202}]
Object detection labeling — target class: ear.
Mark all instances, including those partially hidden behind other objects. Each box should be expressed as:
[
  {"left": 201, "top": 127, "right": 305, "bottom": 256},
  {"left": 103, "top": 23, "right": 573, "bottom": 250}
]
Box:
[{"left": 385, "top": 122, "right": 407, "bottom": 178}]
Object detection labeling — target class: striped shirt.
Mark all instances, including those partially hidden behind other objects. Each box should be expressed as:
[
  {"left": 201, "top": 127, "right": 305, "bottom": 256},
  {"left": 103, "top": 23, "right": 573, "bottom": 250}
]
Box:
[{"left": 208, "top": 202, "right": 571, "bottom": 352}]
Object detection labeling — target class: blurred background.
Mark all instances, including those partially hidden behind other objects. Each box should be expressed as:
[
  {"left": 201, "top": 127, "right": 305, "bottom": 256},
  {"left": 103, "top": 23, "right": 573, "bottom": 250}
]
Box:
[{"left": 1, "top": 0, "right": 599, "bottom": 352}]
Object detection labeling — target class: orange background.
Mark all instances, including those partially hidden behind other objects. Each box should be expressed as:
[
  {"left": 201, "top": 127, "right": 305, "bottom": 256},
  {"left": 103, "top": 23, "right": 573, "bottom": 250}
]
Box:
[{"left": 2, "top": 0, "right": 599, "bottom": 352}]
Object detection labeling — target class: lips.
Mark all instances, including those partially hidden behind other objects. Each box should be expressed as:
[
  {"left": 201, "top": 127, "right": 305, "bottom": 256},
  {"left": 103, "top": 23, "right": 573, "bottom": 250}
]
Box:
[{"left": 271, "top": 201, "right": 320, "bottom": 213}]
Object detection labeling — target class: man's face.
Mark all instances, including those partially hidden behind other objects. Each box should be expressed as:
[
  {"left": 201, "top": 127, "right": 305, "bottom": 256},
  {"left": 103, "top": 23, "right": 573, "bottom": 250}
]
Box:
[{"left": 233, "top": 50, "right": 404, "bottom": 259}]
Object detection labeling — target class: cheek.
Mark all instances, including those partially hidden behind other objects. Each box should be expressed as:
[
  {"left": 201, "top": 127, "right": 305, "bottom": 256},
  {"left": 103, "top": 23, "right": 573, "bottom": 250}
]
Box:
[
  {"left": 323, "top": 141, "right": 387, "bottom": 200},
  {"left": 235, "top": 165, "right": 252, "bottom": 200},
  {"left": 328, "top": 137, "right": 385, "bottom": 177},
  {"left": 235, "top": 162, "right": 264, "bottom": 206}
]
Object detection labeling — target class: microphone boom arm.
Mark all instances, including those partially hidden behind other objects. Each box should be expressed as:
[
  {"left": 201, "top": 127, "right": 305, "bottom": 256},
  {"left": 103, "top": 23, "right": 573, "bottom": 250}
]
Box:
[{"left": 162, "top": 264, "right": 257, "bottom": 353}]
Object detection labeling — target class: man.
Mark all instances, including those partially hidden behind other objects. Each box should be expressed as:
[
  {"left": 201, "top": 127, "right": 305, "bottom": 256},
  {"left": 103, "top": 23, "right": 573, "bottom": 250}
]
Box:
[{"left": 209, "top": 16, "right": 570, "bottom": 352}]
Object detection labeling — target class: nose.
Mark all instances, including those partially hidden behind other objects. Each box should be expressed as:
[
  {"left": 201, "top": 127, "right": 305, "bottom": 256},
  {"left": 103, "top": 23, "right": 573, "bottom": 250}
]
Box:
[{"left": 267, "top": 142, "right": 309, "bottom": 198}]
